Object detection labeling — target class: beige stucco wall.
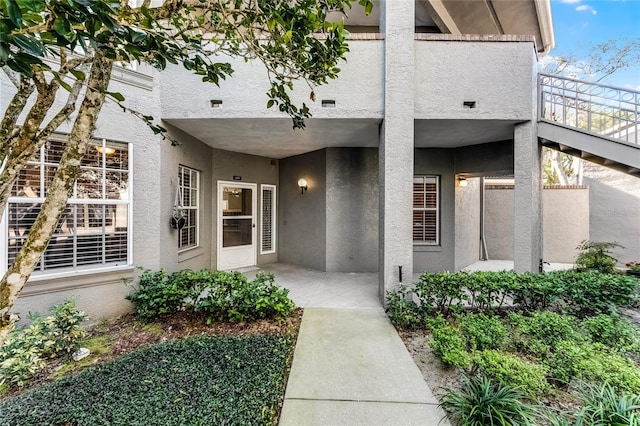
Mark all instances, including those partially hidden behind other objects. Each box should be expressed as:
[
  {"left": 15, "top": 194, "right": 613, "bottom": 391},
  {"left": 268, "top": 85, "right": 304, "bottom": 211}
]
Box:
[
  {"left": 583, "top": 162, "right": 640, "bottom": 266},
  {"left": 455, "top": 178, "right": 481, "bottom": 270},
  {"left": 485, "top": 186, "right": 590, "bottom": 263}
]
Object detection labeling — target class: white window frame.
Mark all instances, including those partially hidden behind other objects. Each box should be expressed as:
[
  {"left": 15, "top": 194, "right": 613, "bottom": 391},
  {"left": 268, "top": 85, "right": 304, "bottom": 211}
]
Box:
[
  {"left": 260, "top": 184, "right": 277, "bottom": 255},
  {"left": 178, "top": 165, "right": 200, "bottom": 252},
  {"left": 413, "top": 175, "right": 440, "bottom": 245},
  {"left": 0, "top": 136, "right": 133, "bottom": 280}
]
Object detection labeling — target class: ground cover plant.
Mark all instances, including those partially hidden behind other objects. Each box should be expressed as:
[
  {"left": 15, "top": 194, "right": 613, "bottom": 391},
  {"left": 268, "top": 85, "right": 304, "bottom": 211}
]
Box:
[
  {"left": 0, "top": 333, "right": 295, "bottom": 425},
  {"left": 1, "top": 270, "right": 301, "bottom": 424},
  {"left": 388, "top": 269, "right": 640, "bottom": 424}
]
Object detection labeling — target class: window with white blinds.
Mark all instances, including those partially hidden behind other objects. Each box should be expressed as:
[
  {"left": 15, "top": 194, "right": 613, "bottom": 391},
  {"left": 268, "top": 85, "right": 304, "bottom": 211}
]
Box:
[
  {"left": 178, "top": 165, "right": 200, "bottom": 251},
  {"left": 413, "top": 176, "right": 439, "bottom": 245},
  {"left": 7, "top": 137, "right": 130, "bottom": 274},
  {"left": 260, "top": 185, "right": 276, "bottom": 254}
]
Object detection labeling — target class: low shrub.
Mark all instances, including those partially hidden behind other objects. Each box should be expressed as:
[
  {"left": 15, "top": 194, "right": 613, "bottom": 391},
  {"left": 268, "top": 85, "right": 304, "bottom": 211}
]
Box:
[
  {"left": 574, "top": 382, "right": 640, "bottom": 426},
  {"left": 574, "top": 240, "right": 622, "bottom": 273},
  {"left": 473, "top": 350, "right": 550, "bottom": 398},
  {"left": 507, "top": 311, "right": 586, "bottom": 357},
  {"left": 555, "top": 270, "right": 640, "bottom": 317},
  {"left": 508, "top": 272, "right": 564, "bottom": 311},
  {"left": 439, "top": 375, "right": 542, "bottom": 426},
  {"left": 414, "top": 271, "right": 468, "bottom": 317},
  {"left": 396, "top": 269, "right": 639, "bottom": 318},
  {"left": 127, "top": 269, "right": 295, "bottom": 322},
  {"left": 426, "top": 317, "right": 472, "bottom": 369},
  {"left": 193, "top": 271, "right": 295, "bottom": 322},
  {"left": 459, "top": 313, "right": 508, "bottom": 351},
  {"left": 385, "top": 285, "right": 421, "bottom": 329},
  {"left": 0, "top": 299, "right": 87, "bottom": 387},
  {"left": 583, "top": 313, "right": 640, "bottom": 353},
  {"left": 547, "top": 341, "right": 640, "bottom": 393},
  {"left": 0, "top": 334, "right": 294, "bottom": 425},
  {"left": 126, "top": 269, "right": 190, "bottom": 318}
]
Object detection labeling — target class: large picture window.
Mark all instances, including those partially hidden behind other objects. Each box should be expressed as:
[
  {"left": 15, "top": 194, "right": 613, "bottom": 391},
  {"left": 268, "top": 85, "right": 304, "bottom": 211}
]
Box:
[
  {"left": 178, "top": 165, "right": 199, "bottom": 251},
  {"left": 6, "top": 137, "right": 130, "bottom": 274},
  {"left": 413, "top": 176, "right": 439, "bottom": 245}
]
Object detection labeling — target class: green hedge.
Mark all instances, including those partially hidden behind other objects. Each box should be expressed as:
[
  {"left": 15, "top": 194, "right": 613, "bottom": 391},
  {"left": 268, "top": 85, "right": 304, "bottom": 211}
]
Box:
[
  {"left": 127, "top": 269, "right": 295, "bottom": 322},
  {"left": 0, "top": 334, "right": 294, "bottom": 425},
  {"left": 387, "top": 270, "right": 640, "bottom": 319}
]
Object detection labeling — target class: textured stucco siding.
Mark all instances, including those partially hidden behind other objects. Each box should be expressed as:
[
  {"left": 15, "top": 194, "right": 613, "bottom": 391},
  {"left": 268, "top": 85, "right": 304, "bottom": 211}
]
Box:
[
  {"left": 159, "top": 40, "right": 384, "bottom": 120},
  {"left": 415, "top": 41, "right": 536, "bottom": 120},
  {"left": 414, "top": 149, "right": 455, "bottom": 272},
  {"left": 485, "top": 187, "right": 589, "bottom": 263},
  {"left": 583, "top": 163, "right": 640, "bottom": 266},
  {"left": 454, "top": 178, "right": 480, "bottom": 270},
  {"left": 326, "top": 148, "right": 379, "bottom": 272},
  {"left": 484, "top": 188, "right": 513, "bottom": 260},
  {"left": 279, "top": 150, "right": 327, "bottom": 270}
]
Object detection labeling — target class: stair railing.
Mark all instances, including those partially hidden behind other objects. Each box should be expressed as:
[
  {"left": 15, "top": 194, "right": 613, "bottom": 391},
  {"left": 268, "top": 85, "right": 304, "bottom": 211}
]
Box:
[{"left": 539, "top": 73, "right": 639, "bottom": 146}]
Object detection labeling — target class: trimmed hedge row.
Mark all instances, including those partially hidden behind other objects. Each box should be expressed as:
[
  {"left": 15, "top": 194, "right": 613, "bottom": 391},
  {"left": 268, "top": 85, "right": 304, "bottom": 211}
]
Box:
[
  {"left": 127, "top": 269, "right": 295, "bottom": 322},
  {"left": 387, "top": 270, "right": 639, "bottom": 324},
  {"left": 0, "top": 334, "right": 294, "bottom": 425}
]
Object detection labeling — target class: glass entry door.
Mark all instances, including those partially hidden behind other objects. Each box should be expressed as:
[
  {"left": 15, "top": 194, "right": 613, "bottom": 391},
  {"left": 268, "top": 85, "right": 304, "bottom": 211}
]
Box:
[{"left": 217, "top": 182, "right": 257, "bottom": 270}]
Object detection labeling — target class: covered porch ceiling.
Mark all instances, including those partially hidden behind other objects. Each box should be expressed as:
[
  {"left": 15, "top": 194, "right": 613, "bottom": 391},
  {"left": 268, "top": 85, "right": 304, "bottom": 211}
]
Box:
[{"left": 164, "top": 118, "right": 519, "bottom": 159}]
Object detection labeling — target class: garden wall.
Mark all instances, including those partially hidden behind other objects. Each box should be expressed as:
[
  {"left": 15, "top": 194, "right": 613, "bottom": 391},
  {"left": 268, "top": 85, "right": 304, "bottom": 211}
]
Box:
[{"left": 484, "top": 185, "right": 589, "bottom": 263}]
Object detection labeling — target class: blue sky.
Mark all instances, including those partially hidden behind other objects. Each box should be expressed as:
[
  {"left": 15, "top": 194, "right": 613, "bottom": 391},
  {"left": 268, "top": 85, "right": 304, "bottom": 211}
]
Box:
[{"left": 549, "top": 0, "right": 640, "bottom": 89}]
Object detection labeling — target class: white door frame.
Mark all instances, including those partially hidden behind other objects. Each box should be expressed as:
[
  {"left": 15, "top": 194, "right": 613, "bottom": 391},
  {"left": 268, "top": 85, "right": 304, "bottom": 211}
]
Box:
[{"left": 217, "top": 181, "right": 257, "bottom": 270}]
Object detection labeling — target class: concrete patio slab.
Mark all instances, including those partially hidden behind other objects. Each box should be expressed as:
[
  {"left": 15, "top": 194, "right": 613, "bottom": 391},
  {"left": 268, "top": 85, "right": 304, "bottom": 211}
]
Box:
[
  {"left": 279, "top": 308, "right": 449, "bottom": 425},
  {"left": 246, "top": 263, "right": 380, "bottom": 309}
]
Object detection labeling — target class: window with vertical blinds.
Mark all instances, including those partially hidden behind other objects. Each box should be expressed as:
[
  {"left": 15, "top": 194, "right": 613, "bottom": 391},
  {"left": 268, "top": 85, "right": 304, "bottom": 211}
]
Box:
[
  {"left": 7, "top": 137, "right": 130, "bottom": 274},
  {"left": 413, "top": 176, "right": 439, "bottom": 245},
  {"left": 261, "top": 185, "right": 276, "bottom": 254},
  {"left": 178, "top": 165, "right": 199, "bottom": 251}
]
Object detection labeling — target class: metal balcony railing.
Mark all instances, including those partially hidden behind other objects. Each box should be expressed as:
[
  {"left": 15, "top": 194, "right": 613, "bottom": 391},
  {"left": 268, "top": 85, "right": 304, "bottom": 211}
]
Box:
[{"left": 539, "top": 73, "right": 640, "bottom": 146}]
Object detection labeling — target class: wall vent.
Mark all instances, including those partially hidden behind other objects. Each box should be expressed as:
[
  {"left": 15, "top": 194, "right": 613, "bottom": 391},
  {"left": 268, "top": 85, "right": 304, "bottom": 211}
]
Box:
[
  {"left": 321, "top": 99, "right": 336, "bottom": 108},
  {"left": 463, "top": 101, "right": 477, "bottom": 109},
  {"left": 210, "top": 99, "right": 223, "bottom": 108}
]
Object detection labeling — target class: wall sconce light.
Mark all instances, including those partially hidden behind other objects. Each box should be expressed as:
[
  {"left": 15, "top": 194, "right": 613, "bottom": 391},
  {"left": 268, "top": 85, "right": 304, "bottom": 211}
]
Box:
[
  {"left": 298, "top": 178, "right": 308, "bottom": 194},
  {"left": 458, "top": 177, "right": 468, "bottom": 187}
]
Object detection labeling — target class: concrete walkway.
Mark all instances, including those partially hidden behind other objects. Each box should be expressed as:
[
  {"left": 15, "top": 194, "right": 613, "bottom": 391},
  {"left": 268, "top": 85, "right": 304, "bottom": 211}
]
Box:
[{"left": 279, "top": 308, "right": 449, "bottom": 426}]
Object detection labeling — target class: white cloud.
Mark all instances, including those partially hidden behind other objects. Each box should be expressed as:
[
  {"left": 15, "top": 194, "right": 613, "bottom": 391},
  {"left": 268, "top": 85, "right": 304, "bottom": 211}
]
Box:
[{"left": 576, "top": 4, "right": 597, "bottom": 14}]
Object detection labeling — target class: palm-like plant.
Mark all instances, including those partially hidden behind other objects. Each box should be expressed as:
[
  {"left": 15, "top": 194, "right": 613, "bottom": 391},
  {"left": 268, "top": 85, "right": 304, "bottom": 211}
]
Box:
[
  {"left": 439, "top": 375, "right": 540, "bottom": 426},
  {"left": 574, "top": 382, "right": 640, "bottom": 426}
]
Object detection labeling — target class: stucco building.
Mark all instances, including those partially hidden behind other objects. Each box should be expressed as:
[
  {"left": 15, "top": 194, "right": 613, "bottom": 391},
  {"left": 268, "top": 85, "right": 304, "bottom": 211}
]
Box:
[{"left": 3, "top": 0, "right": 561, "bottom": 319}]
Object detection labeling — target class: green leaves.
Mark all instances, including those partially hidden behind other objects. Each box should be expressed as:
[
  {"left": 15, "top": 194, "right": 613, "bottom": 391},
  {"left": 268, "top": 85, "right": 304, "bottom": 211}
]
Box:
[
  {"left": 127, "top": 268, "right": 295, "bottom": 322},
  {"left": 0, "top": 299, "right": 86, "bottom": 388},
  {"left": 5, "top": 0, "right": 22, "bottom": 27},
  {"left": 0, "top": 334, "right": 295, "bottom": 425}
]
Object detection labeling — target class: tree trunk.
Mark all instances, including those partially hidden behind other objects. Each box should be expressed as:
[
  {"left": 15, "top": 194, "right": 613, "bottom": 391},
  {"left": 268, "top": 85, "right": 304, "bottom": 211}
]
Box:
[
  {"left": 549, "top": 150, "right": 569, "bottom": 186},
  {"left": 0, "top": 51, "right": 113, "bottom": 346}
]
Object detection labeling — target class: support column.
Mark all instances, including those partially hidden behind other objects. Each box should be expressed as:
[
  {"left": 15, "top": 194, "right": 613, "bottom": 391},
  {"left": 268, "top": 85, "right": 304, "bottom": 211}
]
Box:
[
  {"left": 378, "top": 0, "right": 415, "bottom": 302},
  {"left": 513, "top": 121, "right": 543, "bottom": 272}
]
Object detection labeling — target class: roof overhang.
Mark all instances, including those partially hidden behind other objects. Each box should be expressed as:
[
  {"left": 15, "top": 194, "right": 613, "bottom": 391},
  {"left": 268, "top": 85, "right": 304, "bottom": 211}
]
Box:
[{"left": 418, "top": 0, "right": 555, "bottom": 56}]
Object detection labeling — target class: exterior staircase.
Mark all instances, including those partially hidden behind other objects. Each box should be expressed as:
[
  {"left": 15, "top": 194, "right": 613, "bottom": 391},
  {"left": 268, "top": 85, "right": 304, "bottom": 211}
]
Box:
[{"left": 538, "top": 73, "right": 640, "bottom": 177}]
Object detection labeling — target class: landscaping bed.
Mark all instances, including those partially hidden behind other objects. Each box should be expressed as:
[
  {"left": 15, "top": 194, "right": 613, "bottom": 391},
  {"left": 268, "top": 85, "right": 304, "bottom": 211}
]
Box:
[
  {"left": 388, "top": 269, "right": 640, "bottom": 425},
  {"left": 0, "top": 269, "right": 301, "bottom": 425}
]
